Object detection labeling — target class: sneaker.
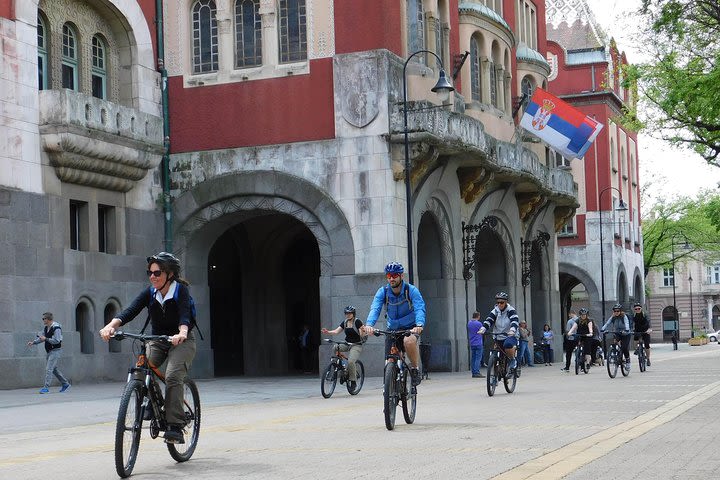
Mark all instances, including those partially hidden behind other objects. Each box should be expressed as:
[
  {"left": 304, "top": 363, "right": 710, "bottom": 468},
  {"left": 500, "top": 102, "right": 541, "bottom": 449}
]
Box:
[
  {"left": 510, "top": 358, "right": 518, "bottom": 370},
  {"left": 633, "top": 348, "right": 639, "bottom": 355},
  {"left": 59, "top": 383, "right": 71, "bottom": 393},
  {"left": 348, "top": 381, "right": 357, "bottom": 391},
  {"left": 410, "top": 367, "right": 421, "bottom": 386},
  {"left": 625, "top": 361, "right": 631, "bottom": 372},
  {"left": 39, "top": 387, "right": 50, "bottom": 394},
  {"left": 164, "top": 425, "right": 185, "bottom": 444},
  {"left": 472, "top": 373, "right": 485, "bottom": 378},
  {"left": 561, "top": 367, "right": 569, "bottom": 372},
  {"left": 646, "top": 359, "right": 651, "bottom": 366}
]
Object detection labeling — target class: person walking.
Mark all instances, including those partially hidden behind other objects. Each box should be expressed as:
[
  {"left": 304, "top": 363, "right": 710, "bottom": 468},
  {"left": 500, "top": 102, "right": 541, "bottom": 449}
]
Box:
[
  {"left": 518, "top": 320, "right": 534, "bottom": 367},
  {"left": 27, "top": 312, "right": 70, "bottom": 394},
  {"left": 467, "top": 312, "right": 485, "bottom": 378},
  {"left": 541, "top": 323, "right": 554, "bottom": 366},
  {"left": 561, "top": 310, "right": 578, "bottom": 372}
]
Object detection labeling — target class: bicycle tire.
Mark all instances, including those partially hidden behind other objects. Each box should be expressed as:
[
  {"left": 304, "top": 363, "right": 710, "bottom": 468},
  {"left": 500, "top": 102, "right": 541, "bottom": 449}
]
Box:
[
  {"left": 621, "top": 355, "right": 630, "bottom": 376},
  {"left": 580, "top": 345, "right": 588, "bottom": 374},
  {"left": 167, "top": 378, "right": 201, "bottom": 462},
  {"left": 607, "top": 346, "right": 618, "bottom": 378},
  {"left": 383, "top": 363, "right": 398, "bottom": 430},
  {"left": 347, "top": 361, "right": 365, "bottom": 395},
  {"left": 115, "top": 379, "right": 144, "bottom": 478},
  {"left": 503, "top": 361, "right": 517, "bottom": 393},
  {"left": 321, "top": 363, "right": 337, "bottom": 398},
  {"left": 486, "top": 352, "right": 498, "bottom": 397},
  {"left": 401, "top": 369, "right": 417, "bottom": 424},
  {"left": 638, "top": 346, "right": 647, "bottom": 372},
  {"left": 574, "top": 346, "right": 581, "bottom": 375}
]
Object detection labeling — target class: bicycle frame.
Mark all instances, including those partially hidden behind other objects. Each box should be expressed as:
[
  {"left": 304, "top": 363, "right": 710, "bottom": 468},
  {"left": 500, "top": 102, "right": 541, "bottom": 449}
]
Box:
[
  {"left": 372, "top": 329, "right": 416, "bottom": 430},
  {"left": 486, "top": 333, "right": 518, "bottom": 396}
]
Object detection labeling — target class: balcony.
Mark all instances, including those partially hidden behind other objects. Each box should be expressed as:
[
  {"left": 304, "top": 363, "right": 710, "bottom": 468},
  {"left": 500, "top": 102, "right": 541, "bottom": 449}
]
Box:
[{"left": 39, "top": 90, "right": 164, "bottom": 192}]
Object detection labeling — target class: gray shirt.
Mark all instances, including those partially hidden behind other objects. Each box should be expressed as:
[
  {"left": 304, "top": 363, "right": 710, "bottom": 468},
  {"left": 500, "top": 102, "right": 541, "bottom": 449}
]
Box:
[{"left": 565, "top": 316, "right": 578, "bottom": 341}]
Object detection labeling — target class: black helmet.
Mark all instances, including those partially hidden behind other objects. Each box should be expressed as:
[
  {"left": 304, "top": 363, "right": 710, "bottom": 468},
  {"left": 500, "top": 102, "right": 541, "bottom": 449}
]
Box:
[
  {"left": 344, "top": 305, "right": 356, "bottom": 315},
  {"left": 612, "top": 303, "right": 623, "bottom": 311},
  {"left": 633, "top": 302, "right": 642, "bottom": 308},
  {"left": 578, "top": 308, "right": 589, "bottom": 315},
  {"left": 384, "top": 262, "right": 404, "bottom": 274},
  {"left": 495, "top": 292, "right": 509, "bottom": 301},
  {"left": 147, "top": 252, "right": 181, "bottom": 277}
]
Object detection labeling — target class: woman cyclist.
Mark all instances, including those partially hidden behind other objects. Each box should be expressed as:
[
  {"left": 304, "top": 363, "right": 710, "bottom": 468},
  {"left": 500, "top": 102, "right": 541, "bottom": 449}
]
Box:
[
  {"left": 322, "top": 306, "right": 365, "bottom": 391},
  {"left": 566, "top": 308, "right": 595, "bottom": 370},
  {"left": 99, "top": 252, "right": 197, "bottom": 444}
]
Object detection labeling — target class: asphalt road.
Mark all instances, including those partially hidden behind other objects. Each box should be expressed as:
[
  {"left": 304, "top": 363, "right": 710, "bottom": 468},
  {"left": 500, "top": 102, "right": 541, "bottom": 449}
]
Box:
[{"left": 1, "top": 342, "right": 720, "bottom": 479}]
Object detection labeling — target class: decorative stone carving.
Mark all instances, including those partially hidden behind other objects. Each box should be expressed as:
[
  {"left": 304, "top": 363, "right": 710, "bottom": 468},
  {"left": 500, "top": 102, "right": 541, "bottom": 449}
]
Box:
[
  {"left": 391, "top": 142, "right": 439, "bottom": 184},
  {"left": 457, "top": 166, "right": 494, "bottom": 204},
  {"left": 554, "top": 205, "right": 576, "bottom": 232},
  {"left": 516, "top": 192, "right": 547, "bottom": 222},
  {"left": 337, "top": 55, "right": 380, "bottom": 128}
]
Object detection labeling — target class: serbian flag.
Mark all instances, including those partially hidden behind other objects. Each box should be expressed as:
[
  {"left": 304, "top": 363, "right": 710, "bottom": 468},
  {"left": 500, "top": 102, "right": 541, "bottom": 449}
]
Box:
[{"left": 519, "top": 88, "right": 603, "bottom": 160}]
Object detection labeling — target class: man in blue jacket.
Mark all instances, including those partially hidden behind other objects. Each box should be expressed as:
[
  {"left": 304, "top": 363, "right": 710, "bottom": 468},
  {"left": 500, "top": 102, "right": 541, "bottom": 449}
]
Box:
[{"left": 362, "top": 262, "right": 426, "bottom": 386}]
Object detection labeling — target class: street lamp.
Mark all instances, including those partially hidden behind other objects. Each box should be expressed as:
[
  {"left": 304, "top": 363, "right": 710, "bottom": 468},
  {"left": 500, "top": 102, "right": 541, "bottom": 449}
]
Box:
[
  {"left": 598, "top": 186, "right": 628, "bottom": 320},
  {"left": 403, "top": 50, "right": 454, "bottom": 284},
  {"left": 689, "top": 273, "right": 694, "bottom": 337}
]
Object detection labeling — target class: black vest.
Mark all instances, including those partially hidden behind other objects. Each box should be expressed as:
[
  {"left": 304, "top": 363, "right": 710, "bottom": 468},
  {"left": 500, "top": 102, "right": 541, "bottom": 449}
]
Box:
[{"left": 44, "top": 325, "right": 62, "bottom": 352}]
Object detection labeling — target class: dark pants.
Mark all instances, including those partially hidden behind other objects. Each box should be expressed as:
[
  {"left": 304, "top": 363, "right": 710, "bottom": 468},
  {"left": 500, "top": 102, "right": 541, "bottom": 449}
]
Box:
[
  {"left": 563, "top": 337, "right": 575, "bottom": 369},
  {"left": 147, "top": 333, "right": 196, "bottom": 426},
  {"left": 543, "top": 344, "right": 552, "bottom": 364}
]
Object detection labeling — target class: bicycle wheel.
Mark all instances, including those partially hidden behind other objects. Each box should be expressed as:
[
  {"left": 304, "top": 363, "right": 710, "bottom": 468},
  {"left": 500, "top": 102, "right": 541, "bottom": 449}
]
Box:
[
  {"left": 383, "top": 363, "right": 398, "bottom": 430},
  {"left": 503, "top": 361, "right": 517, "bottom": 393},
  {"left": 580, "top": 345, "right": 587, "bottom": 374},
  {"left": 115, "top": 380, "right": 144, "bottom": 478},
  {"left": 486, "top": 352, "right": 498, "bottom": 397},
  {"left": 347, "top": 360, "right": 365, "bottom": 395},
  {"left": 321, "top": 363, "right": 338, "bottom": 398},
  {"left": 638, "top": 346, "right": 647, "bottom": 372},
  {"left": 574, "top": 346, "right": 581, "bottom": 375},
  {"left": 401, "top": 368, "right": 417, "bottom": 424},
  {"left": 167, "top": 378, "right": 201, "bottom": 462},
  {"left": 606, "top": 346, "right": 618, "bottom": 378},
  {"left": 621, "top": 355, "right": 630, "bottom": 377}
]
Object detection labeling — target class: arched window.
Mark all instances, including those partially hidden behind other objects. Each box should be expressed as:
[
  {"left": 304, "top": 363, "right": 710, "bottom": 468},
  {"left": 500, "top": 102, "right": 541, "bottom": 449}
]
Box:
[
  {"left": 192, "top": 0, "right": 219, "bottom": 73},
  {"left": 489, "top": 62, "right": 497, "bottom": 108},
  {"left": 610, "top": 138, "right": 617, "bottom": 172},
  {"left": 407, "top": 0, "right": 424, "bottom": 63},
  {"left": 235, "top": 0, "right": 262, "bottom": 68},
  {"left": 76, "top": 301, "right": 94, "bottom": 354},
  {"left": 278, "top": 0, "right": 307, "bottom": 63},
  {"left": 104, "top": 302, "right": 121, "bottom": 353},
  {"left": 521, "top": 75, "right": 534, "bottom": 99},
  {"left": 91, "top": 35, "right": 107, "bottom": 99},
  {"left": 61, "top": 23, "right": 79, "bottom": 91},
  {"left": 38, "top": 14, "right": 49, "bottom": 90},
  {"left": 470, "top": 36, "right": 481, "bottom": 102}
]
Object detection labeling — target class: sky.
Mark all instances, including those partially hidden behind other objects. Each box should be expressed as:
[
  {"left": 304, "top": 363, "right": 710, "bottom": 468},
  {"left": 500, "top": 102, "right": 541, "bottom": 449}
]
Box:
[{"left": 583, "top": 0, "right": 720, "bottom": 205}]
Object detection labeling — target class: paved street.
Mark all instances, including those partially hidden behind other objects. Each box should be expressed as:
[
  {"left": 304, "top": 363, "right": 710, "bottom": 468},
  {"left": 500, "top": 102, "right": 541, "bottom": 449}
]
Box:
[{"left": 2, "top": 342, "right": 720, "bottom": 479}]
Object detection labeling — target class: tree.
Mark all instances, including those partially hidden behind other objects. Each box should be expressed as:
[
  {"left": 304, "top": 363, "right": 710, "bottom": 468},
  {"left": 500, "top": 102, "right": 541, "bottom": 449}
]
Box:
[
  {"left": 629, "top": 1, "right": 720, "bottom": 165},
  {"left": 642, "top": 190, "right": 720, "bottom": 278}
]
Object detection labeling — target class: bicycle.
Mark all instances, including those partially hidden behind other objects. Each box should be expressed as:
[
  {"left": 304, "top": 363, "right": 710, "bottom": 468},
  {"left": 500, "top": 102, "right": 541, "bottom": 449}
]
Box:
[
  {"left": 603, "top": 331, "right": 630, "bottom": 379},
  {"left": 486, "top": 333, "right": 519, "bottom": 396},
  {"left": 634, "top": 329, "right": 651, "bottom": 372},
  {"left": 372, "top": 329, "right": 417, "bottom": 431},
  {"left": 574, "top": 334, "right": 593, "bottom": 375},
  {"left": 112, "top": 331, "right": 201, "bottom": 478},
  {"left": 320, "top": 339, "right": 365, "bottom": 398}
]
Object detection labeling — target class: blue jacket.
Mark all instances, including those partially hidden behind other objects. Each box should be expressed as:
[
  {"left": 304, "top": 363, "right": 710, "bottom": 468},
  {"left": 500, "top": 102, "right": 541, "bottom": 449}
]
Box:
[{"left": 365, "top": 281, "right": 426, "bottom": 330}]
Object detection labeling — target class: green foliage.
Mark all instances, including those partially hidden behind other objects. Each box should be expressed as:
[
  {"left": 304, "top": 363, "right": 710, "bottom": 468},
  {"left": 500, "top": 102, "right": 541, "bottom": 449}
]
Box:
[
  {"left": 632, "top": 1, "right": 720, "bottom": 165},
  {"left": 642, "top": 190, "right": 720, "bottom": 277}
]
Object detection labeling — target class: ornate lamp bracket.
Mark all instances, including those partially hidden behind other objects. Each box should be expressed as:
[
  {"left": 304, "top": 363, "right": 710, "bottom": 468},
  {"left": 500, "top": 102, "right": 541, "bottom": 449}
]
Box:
[
  {"left": 521, "top": 231, "right": 551, "bottom": 286},
  {"left": 462, "top": 216, "right": 499, "bottom": 280}
]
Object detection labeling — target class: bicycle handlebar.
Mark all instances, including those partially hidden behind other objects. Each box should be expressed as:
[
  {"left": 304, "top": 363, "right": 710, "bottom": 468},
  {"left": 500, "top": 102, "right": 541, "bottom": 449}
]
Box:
[
  {"left": 371, "top": 328, "right": 414, "bottom": 337},
  {"left": 323, "top": 338, "right": 364, "bottom": 346},
  {"left": 112, "top": 331, "right": 171, "bottom": 343}
]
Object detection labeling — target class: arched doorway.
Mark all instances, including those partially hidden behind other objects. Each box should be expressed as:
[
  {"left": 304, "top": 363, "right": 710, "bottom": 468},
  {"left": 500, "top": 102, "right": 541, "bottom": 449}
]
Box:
[
  {"left": 417, "top": 212, "right": 447, "bottom": 370},
  {"left": 662, "top": 306, "right": 678, "bottom": 341},
  {"left": 473, "top": 229, "right": 507, "bottom": 316},
  {"left": 713, "top": 305, "right": 720, "bottom": 330},
  {"left": 208, "top": 213, "right": 320, "bottom": 376}
]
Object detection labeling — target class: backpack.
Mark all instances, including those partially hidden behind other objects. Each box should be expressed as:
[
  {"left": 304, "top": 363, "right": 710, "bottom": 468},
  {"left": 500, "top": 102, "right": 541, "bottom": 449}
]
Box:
[
  {"left": 384, "top": 283, "right": 413, "bottom": 315},
  {"left": 141, "top": 285, "right": 204, "bottom": 340}
]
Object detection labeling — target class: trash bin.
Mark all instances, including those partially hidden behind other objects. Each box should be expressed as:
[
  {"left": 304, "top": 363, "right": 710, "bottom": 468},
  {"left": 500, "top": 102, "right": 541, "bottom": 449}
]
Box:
[{"left": 420, "top": 342, "right": 431, "bottom": 379}]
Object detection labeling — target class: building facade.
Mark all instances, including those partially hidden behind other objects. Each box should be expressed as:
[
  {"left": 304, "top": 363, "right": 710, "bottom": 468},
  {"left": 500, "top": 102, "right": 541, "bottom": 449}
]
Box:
[
  {"left": 545, "top": 0, "right": 645, "bottom": 329},
  {"left": 2, "top": 0, "right": 587, "bottom": 388}
]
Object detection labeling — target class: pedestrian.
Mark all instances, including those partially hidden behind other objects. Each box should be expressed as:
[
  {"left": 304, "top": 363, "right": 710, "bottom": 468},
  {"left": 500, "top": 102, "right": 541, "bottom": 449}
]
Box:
[
  {"left": 561, "top": 310, "right": 578, "bottom": 372},
  {"left": 467, "top": 312, "right": 485, "bottom": 377},
  {"left": 299, "top": 324, "right": 313, "bottom": 373},
  {"left": 518, "top": 320, "right": 534, "bottom": 367},
  {"left": 672, "top": 330, "right": 678, "bottom": 350},
  {"left": 99, "top": 252, "right": 196, "bottom": 444},
  {"left": 322, "top": 306, "right": 365, "bottom": 390},
  {"left": 27, "top": 312, "right": 71, "bottom": 394},
  {"left": 542, "top": 323, "right": 554, "bottom": 366}
]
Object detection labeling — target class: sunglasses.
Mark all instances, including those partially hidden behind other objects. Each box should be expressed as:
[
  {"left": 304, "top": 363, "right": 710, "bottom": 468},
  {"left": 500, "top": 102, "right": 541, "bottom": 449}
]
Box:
[
  {"left": 496, "top": 301, "right": 507, "bottom": 305},
  {"left": 634, "top": 307, "right": 642, "bottom": 310},
  {"left": 386, "top": 273, "right": 401, "bottom": 279},
  {"left": 147, "top": 270, "right": 163, "bottom": 278},
  {"left": 612, "top": 309, "right": 621, "bottom": 312}
]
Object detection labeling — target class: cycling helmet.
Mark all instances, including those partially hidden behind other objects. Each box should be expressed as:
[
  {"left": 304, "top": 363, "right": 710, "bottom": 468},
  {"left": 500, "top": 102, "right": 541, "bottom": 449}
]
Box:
[
  {"left": 147, "top": 252, "right": 181, "bottom": 276},
  {"left": 612, "top": 303, "right": 623, "bottom": 311},
  {"left": 495, "top": 292, "right": 509, "bottom": 301},
  {"left": 578, "top": 308, "right": 589, "bottom": 315},
  {"left": 384, "top": 262, "right": 404, "bottom": 274},
  {"left": 633, "top": 302, "right": 642, "bottom": 308},
  {"left": 344, "top": 305, "right": 356, "bottom": 315}
]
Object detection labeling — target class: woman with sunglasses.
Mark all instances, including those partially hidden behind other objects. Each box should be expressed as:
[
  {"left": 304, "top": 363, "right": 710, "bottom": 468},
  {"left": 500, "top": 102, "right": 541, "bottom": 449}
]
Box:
[
  {"left": 478, "top": 292, "right": 520, "bottom": 370},
  {"left": 99, "top": 252, "right": 197, "bottom": 445}
]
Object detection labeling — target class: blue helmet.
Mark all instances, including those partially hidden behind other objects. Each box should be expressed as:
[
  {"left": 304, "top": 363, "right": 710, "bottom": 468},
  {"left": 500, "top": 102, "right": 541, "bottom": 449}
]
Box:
[{"left": 384, "top": 262, "right": 404, "bottom": 274}]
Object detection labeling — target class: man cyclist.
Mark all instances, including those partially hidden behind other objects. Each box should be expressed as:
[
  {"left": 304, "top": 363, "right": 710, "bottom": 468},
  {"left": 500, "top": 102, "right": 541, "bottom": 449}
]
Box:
[
  {"left": 478, "top": 292, "right": 520, "bottom": 370},
  {"left": 601, "top": 303, "right": 631, "bottom": 372},
  {"left": 361, "top": 262, "right": 426, "bottom": 386},
  {"left": 322, "top": 305, "right": 365, "bottom": 390},
  {"left": 632, "top": 303, "right": 652, "bottom": 366}
]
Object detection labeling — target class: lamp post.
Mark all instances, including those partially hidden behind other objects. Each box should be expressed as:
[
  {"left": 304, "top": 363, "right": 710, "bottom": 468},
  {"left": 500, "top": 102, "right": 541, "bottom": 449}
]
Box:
[
  {"left": 670, "top": 234, "right": 689, "bottom": 340},
  {"left": 403, "top": 50, "right": 454, "bottom": 284},
  {"left": 598, "top": 186, "right": 628, "bottom": 320},
  {"left": 689, "top": 273, "right": 694, "bottom": 337}
]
